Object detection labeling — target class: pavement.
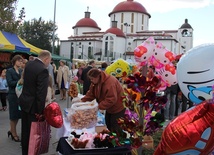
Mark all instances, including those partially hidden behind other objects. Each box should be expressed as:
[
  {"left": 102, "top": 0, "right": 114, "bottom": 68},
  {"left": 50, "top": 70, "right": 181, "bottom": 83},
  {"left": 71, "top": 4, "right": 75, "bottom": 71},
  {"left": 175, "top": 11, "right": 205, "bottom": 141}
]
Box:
[{"left": 0, "top": 93, "right": 68, "bottom": 155}]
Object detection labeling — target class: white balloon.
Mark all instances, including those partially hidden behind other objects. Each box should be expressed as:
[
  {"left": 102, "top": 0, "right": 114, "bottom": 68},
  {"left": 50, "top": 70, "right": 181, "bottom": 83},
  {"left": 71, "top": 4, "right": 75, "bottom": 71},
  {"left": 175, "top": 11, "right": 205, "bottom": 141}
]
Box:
[{"left": 177, "top": 43, "right": 214, "bottom": 104}]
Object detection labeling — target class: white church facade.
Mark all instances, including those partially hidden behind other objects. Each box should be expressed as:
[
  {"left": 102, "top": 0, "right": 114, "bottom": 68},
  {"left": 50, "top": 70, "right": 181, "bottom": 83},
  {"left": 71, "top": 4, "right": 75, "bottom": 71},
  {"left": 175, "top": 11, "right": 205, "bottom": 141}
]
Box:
[{"left": 60, "top": 0, "right": 193, "bottom": 62}]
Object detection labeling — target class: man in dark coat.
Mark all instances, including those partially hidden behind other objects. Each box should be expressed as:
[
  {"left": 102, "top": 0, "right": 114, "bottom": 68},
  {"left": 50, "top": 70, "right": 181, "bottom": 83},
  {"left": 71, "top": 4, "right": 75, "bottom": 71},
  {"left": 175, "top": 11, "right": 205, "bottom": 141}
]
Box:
[
  {"left": 19, "top": 50, "right": 51, "bottom": 155},
  {"left": 81, "top": 60, "right": 95, "bottom": 95}
]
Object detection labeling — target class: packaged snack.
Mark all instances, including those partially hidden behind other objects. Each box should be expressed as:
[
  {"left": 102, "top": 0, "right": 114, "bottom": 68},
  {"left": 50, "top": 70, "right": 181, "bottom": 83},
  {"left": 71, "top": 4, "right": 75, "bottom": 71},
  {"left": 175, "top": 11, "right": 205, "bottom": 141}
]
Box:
[{"left": 68, "top": 100, "right": 98, "bottom": 129}]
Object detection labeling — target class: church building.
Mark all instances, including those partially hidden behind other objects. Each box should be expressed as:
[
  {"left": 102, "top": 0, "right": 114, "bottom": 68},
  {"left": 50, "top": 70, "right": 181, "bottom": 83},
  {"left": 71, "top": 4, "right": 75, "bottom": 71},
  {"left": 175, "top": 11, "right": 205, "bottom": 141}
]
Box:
[{"left": 60, "top": 0, "right": 193, "bottom": 62}]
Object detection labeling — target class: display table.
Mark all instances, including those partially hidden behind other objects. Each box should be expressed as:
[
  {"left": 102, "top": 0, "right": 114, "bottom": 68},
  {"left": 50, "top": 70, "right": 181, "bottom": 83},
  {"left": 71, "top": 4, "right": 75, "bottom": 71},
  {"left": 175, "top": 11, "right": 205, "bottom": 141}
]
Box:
[
  {"left": 56, "top": 137, "right": 131, "bottom": 155},
  {"left": 56, "top": 117, "right": 96, "bottom": 139},
  {"left": 56, "top": 107, "right": 105, "bottom": 139}
]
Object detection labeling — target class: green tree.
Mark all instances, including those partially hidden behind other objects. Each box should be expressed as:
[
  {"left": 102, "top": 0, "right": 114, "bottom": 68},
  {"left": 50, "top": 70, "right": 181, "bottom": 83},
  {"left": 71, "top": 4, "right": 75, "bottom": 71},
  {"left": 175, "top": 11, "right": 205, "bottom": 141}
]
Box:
[
  {"left": 0, "top": 0, "right": 25, "bottom": 33},
  {"left": 18, "top": 17, "right": 58, "bottom": 52}
]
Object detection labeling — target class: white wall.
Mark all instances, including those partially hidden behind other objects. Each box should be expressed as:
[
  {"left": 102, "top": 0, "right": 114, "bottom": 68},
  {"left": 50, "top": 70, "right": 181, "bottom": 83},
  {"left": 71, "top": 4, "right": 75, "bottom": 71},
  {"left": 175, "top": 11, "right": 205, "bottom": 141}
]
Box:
[
  {"left": 73, "top": 27, "right": 100, "bottom": 36},
  {"left": 60, "top": 41, "right": 71, "bottom": 59}
]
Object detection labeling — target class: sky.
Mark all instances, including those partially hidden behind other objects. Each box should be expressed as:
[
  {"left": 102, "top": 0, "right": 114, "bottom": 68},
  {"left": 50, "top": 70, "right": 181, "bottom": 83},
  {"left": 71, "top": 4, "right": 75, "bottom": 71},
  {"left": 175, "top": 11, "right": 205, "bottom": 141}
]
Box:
[{"left": 16, "top": 0, "right": 214, "bottom": 47}]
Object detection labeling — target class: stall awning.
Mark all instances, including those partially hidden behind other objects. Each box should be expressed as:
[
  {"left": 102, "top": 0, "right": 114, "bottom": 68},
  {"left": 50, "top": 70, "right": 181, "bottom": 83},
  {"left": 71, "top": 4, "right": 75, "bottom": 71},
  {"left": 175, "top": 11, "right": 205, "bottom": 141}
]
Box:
[
  {"left": 0, "top": 31, "right": 70, "bottom": 61},
  {"left": 0, "top": 31, "right": 42, "bottom": 55},
  {"left": 51, "top": 53, "right": 70, "bottom": 61}
]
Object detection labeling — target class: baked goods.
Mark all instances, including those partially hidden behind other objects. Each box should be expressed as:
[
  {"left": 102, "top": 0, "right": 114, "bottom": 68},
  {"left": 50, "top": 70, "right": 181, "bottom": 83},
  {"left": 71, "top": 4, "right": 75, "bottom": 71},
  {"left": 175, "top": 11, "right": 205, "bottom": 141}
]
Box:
[
  {"left": 68, "top": 100, "right": 98, "bottom": 129},
  {"left": 68, "top": 82, "right": 78, "bottom": 97}
]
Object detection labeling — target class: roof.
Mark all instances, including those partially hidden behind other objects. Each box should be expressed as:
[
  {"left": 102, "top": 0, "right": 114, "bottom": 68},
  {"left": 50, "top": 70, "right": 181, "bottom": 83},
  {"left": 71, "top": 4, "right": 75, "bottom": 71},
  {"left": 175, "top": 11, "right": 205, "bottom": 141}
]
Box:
[
  {"left": 109, "top": 0, "right": 151, "bottom": 18},
  {"left": 72, "top": 18, "right": 101, "bottom": 30},
  {"left": 180, "top": 19, "right": 193, "bottom": 29},
  {"left": 104, "top": 27, "right": 126, "bottom": 38},
  {"left": 72, "top": 11, "right": 101, "bottom": 30}
]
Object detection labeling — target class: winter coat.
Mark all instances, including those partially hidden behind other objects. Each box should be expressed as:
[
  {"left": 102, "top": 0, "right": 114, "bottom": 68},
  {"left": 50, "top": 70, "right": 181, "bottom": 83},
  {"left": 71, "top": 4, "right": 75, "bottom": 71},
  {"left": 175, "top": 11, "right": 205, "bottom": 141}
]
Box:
[
  {"left": 81, "top": 71, "right": 125, "bottom": 114},
  {"left": 56, "top": 65, "right": 70, "bottom": 89}
]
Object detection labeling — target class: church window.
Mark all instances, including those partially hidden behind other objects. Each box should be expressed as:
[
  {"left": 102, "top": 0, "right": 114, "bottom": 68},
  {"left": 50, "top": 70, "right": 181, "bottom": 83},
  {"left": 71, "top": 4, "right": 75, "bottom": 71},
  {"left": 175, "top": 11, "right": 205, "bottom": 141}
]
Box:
[
  {"left": 121, "top": 13, "right": 124, "bottom": 23},
  {"left": 131, "top": 13, "right": 134, "bottom": 23}
]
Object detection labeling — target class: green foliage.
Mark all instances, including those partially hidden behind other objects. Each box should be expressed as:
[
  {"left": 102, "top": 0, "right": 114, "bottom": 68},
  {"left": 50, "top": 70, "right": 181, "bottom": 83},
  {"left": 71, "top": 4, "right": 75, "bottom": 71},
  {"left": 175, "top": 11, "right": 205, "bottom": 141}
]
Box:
[
  {"left": 17, "top": 17, "right": 58, "bottom": 52},
  {"left": 0, "top": 0, "right": 25, "bottom": 33}
]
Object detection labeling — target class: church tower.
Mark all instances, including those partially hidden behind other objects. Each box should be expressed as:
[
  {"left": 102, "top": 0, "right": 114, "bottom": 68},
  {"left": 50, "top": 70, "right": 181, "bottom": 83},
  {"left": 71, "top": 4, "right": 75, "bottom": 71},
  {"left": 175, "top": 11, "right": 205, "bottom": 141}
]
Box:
[{"left": 178, "top": 19, "right": 193, "bottom": 53}]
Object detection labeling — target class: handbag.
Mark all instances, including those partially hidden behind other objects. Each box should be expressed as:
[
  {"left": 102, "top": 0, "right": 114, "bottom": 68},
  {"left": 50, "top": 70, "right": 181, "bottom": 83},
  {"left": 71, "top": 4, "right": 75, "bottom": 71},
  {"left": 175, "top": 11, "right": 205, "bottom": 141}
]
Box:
[{"left": 28, "top": 120, "right": 51, "bottom": 155}]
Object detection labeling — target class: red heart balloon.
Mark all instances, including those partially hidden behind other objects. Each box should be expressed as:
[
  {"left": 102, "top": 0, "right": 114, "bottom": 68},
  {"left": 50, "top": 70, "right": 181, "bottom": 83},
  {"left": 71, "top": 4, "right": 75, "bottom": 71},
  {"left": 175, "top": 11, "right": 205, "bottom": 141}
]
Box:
[{"left": 44, "top": 102, "right": 63, "bottom": 128}]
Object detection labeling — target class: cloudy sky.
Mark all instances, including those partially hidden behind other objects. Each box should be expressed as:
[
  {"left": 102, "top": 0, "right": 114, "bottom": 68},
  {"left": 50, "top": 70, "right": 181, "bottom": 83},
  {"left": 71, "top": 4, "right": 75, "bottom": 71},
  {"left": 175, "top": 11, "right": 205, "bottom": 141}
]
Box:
[{"left": 16, "top": 0, "right": 214, "bottom": 47}]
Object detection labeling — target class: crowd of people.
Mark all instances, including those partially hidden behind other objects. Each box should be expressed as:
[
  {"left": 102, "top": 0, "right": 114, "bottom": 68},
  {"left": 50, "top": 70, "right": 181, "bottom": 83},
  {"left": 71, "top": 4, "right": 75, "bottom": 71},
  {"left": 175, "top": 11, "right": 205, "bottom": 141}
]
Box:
[
  {"left": 0, "top": 51, "right": 195, "bottom": 154},
  {"left": 0, "top": 51, "right": 115, "bottom": 154}
]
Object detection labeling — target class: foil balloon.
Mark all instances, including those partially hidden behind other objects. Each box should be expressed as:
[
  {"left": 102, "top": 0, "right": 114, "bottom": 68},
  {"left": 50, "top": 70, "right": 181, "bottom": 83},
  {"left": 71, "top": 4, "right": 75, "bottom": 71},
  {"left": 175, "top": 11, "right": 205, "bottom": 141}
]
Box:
[
  {"left": 148, "top": 56, "right": 164, "bottom": 69},
  {"left": 155, "top": 64, "right": 177, "bottom": 87},
  {"left": 177, "top": 44, "right": 214, "bottom": 104},
  {"left": 151, "top": 42, "right": 175, "bottom": 68},
  {"left": 105, "top": 59, "right": 130, "bottom": 78},
  {"left": 44, "top": 102, "right": 63, "bottom": 128},
  {"left": 154, "top": 101, "right": 214, "bottom": 155},
  {"left": 134, "top": 36, "right": 155, "bottom": 66}
]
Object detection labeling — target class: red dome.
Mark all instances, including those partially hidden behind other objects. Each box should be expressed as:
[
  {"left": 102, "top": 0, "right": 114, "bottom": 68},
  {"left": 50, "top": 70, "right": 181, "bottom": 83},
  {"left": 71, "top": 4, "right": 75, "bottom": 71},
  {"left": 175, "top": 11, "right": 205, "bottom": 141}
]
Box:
[
  {"left": 72, "top": 18, "right": 101, "bottom": 30},
  {"left": 105, "top": 27, "right": 125, "bottom": 38},
  {"left": 109, "top": 0, "right": 151, "bottom": 18}
]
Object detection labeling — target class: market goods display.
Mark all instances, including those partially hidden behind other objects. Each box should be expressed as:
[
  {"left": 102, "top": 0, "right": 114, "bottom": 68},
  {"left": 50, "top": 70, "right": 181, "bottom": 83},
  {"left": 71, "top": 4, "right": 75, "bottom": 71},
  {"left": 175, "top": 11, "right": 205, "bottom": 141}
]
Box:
[
  {"left": 68, "top": 82, "right": 78, "bottom": 98},
  {"left": 67, "top": 129, "right": 112, "bottom": 149},
  {"left": 68, "top": 100, "right": 98, "bottom": 129}
]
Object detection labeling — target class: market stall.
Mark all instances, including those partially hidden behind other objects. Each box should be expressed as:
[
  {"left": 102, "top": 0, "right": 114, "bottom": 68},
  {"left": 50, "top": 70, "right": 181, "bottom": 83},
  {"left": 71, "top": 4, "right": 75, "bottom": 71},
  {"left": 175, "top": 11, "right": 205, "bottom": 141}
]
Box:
[
  {"left": 0, "top": 31, "right": 70, "bottom": 70},
  {"left": 0, "top": 31, "right": 42, "bottom": 55}
]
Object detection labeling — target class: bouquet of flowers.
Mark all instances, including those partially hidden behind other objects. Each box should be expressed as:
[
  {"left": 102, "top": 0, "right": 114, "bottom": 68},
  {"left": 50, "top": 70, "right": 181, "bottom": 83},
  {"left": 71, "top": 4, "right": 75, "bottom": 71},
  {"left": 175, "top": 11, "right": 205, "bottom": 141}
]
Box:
[{"left": 110, "top": 71, "right": 167, "bottom": 154}]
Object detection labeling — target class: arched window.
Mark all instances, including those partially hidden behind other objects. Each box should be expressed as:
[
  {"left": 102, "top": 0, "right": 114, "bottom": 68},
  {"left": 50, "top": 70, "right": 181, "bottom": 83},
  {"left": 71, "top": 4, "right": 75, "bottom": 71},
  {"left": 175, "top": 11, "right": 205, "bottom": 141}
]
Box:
[
  {"left": 88, "top": 46, "right": 93, "bottom": 59},
  {"left": 104, "top": 36, "right": 114, "bottom": 60},
  {"left": 131, "top": 13, "right": 134, "bottom": 23},
  {"left": 70, "top": 44, "right": 74, "bottom": 60},
  {"left": 182, "top": 29, "right": 192, "bottom": 37}
]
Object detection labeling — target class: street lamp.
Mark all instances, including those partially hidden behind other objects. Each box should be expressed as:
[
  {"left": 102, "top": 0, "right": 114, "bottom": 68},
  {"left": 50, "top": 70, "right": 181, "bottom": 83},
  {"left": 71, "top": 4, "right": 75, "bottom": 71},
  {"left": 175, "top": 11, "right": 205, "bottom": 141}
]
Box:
[{"left": 52, "top": 0, "right": 56, "bottom": 54}]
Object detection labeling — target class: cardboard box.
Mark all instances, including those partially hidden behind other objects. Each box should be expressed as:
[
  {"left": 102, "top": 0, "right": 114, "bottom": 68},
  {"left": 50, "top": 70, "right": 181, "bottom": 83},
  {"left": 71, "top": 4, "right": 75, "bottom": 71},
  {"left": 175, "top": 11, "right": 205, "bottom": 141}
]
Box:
[{"left": 95, "top": 125, "right": 107, "bottom": 133}]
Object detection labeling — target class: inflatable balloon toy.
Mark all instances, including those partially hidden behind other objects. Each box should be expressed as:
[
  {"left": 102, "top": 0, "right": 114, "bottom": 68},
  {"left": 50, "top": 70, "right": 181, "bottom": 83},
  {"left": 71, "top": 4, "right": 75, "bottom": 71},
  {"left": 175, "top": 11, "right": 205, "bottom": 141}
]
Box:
[
  {"left": 155, "top": 63, "right": 177, "bottom": 87},
  {"left": 44, "top": 102, "right": 63, "bottom": 128},
  {"left": 134, "top": 36, "right": 155, "bottom": 66},
  {"left": 150, "top": 42, "right": 175, "bottom": 70},
  {"left": 177, "top": 43, "right": 214, "bottom": 104},
  {"left": 105, "top": 59, "right": 131, "bottom": 78},
  {"left": 154, "top": 100, "right": 214, "bottom": 155},
  {"left": 154, "top": 44, "right": 214, "bottom": 155}
]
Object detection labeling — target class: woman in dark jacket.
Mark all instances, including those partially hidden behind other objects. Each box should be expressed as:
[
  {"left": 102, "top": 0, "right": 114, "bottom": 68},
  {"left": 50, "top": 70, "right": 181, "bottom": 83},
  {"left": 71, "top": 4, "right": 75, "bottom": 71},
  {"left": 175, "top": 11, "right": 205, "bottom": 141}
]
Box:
[{"left": 6, "top": 55, "right": 23, "bottom": 142}]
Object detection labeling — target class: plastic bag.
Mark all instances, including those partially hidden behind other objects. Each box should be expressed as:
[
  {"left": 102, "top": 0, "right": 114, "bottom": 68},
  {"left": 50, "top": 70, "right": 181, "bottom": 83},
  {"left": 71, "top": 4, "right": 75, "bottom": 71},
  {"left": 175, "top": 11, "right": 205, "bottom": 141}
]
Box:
[
  {"left": 68, "top": 100, "right": 98, "bottom": 129},
  {"left": 97, "top": 110, "right": 105, "bottom": 125}
]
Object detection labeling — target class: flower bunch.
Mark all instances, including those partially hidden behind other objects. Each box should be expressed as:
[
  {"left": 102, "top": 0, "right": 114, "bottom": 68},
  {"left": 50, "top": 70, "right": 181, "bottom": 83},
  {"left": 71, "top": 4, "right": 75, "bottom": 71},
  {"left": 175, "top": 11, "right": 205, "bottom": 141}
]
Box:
[{"left": 117, "top": 71, "right": 167, "bottom": 148}]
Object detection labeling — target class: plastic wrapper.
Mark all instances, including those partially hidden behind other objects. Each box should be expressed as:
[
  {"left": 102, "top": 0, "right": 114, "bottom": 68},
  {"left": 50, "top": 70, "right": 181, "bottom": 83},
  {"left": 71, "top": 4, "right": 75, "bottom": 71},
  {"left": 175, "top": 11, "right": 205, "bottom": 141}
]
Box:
[
  {"left": 97, "top": 111, "right": 105, "bottom": 126},
  {"left": 68, "top": 82, "right": 78, "bottom": 97},
  {"left": 68, "top": 100, "right": 98, "bottom": 129}
]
